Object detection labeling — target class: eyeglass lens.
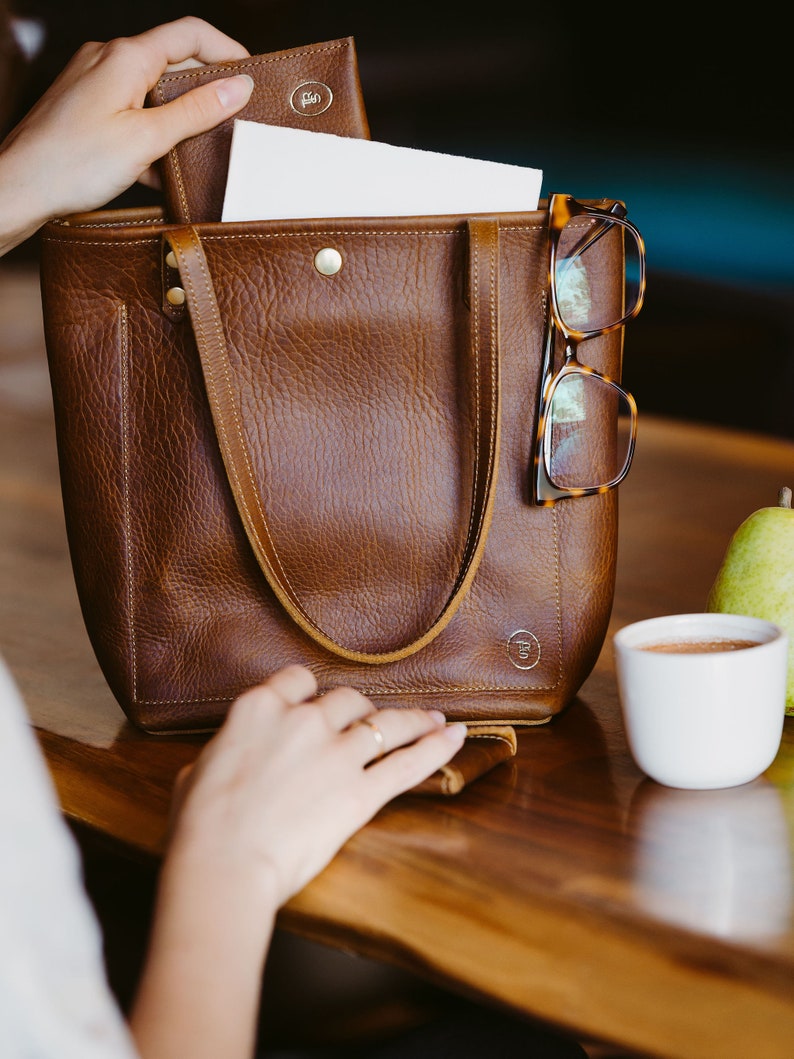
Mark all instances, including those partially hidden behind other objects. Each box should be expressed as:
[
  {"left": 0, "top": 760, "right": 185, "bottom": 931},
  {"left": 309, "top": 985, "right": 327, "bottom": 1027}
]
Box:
[
  {"left": 546, "top": 372, "right": 633, "bottom": 491},
  {"left": 554, "top": 214, "right": 643, "bottom": 333}
]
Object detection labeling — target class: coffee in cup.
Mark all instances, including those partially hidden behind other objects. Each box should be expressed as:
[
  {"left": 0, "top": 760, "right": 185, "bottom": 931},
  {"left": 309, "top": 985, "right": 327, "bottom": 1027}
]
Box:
[{"left": 640, "top": 638, "right": 758, "bottom": 654}]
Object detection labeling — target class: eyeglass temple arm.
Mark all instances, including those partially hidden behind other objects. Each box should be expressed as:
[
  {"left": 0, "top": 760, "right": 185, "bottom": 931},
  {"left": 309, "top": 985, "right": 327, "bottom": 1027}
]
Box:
[{"left": 567, "top": 200, "right": 627, "bottom": 260}]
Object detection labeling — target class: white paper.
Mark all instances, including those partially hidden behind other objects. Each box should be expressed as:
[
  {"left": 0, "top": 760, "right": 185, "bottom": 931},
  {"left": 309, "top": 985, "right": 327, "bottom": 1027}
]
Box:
[{"left": 221, "top": 120, "right": 543, "bottom": 222}]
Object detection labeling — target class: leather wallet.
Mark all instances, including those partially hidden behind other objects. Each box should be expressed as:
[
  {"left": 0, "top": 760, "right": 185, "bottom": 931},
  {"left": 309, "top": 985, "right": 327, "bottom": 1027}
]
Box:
[
  {"left": 147, "top": 36, "right": 370, "bottom": 223},
  {"left": 411, "top": 726, "right": 518, "bottom": 796}
]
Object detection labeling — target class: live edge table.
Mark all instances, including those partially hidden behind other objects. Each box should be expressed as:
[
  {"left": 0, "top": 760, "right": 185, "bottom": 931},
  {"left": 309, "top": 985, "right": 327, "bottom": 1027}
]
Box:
[{"left": 2, "top": 272, "right": 794, "bottom": 1059}]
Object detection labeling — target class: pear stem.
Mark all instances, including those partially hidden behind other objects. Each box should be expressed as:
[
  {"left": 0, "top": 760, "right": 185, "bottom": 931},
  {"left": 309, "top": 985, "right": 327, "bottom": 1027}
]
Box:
[{"left": 779, "top": 486, "right": 792, "bottom": 509}]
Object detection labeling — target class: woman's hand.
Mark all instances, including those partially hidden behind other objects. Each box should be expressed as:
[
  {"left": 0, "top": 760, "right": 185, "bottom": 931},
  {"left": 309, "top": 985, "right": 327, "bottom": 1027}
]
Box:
[
  {"left": 130, "top": 666, "right": 466, "bottom": 1059},
  {"left": 0, "top": 16, "right": 253, "bottom": 253},
  {"left": 166, "top": 664, "right": 467, "bottom": 907}
]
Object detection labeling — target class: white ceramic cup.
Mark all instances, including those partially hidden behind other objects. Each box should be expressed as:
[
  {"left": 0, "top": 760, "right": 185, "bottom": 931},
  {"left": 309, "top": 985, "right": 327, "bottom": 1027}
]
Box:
[{"left": 613, "top": 612, "right": 788, "bottom": 790}]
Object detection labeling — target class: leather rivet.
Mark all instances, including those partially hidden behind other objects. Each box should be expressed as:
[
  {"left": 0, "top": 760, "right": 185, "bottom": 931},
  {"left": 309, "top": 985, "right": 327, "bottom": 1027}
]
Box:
[
  {"left": 165, "top": 250, "right": 178, "bottom": 270},
  {"left": 314, "top": 247, "right": 342, "bottom": 276},
  {"left": 166, "top": 286, "right": 186, "bottom": 306}
]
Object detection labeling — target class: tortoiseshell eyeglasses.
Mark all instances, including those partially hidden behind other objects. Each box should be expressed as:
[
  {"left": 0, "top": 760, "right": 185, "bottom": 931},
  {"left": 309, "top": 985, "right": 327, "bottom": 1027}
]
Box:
[{"left": 533, "top": 193, "right": 646, "bottom": 505}]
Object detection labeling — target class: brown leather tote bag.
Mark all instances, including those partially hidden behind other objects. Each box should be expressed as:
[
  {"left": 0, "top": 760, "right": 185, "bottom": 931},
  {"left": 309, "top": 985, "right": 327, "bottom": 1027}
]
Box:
[{"left": 39, "top": 204, "right": 625, "bottom": 733}]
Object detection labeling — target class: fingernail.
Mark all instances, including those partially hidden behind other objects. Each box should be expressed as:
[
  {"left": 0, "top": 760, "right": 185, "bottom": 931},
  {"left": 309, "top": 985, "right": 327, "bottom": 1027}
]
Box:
[
  {"left": 445, "top": 722, "right": 468, "bottom": 741},
  {"left": 428, "top": 709, "right": 447, "bottom": 725},
  {"left": 215, "top": 73, "right": 254, "bottom": 110}
]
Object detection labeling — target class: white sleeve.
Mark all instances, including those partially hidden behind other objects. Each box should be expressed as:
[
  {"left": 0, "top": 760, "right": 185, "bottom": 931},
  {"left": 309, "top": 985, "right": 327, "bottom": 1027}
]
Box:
[{"left": 0, "top": 656, "right": 140, "bottom": 1059}]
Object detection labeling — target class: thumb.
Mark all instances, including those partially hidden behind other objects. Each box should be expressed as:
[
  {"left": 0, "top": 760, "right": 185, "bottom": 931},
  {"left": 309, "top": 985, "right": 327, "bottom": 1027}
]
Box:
[{"left": 149, "top": 72, "right": 254, "bottom": 151}]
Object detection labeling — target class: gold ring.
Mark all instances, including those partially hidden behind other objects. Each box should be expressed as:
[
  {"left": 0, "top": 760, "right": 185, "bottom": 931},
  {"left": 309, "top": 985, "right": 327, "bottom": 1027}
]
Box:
[{"left": 353, "top": 716, "right": 386, "bottom": 760}]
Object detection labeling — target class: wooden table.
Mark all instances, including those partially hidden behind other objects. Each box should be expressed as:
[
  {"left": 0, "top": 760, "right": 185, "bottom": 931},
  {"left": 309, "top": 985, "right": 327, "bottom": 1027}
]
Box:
[{"left": 2, "top": 261, "right": 794, "bottom": 1059}]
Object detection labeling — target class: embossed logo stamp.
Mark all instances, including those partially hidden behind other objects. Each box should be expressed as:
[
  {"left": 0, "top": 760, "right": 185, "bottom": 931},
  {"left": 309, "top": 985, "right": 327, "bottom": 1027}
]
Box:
[
  {"left": 289, "top": 81, "right": 334, "bottom": 117},
  {"left": 507, "top": 629, "right": 541, "bottom": 670}
]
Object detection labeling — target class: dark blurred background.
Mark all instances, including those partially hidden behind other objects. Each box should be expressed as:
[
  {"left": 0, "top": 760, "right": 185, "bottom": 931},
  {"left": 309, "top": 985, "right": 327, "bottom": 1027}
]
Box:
[{"left": 3, "top": 0, "right": 793, "bottom": 437}]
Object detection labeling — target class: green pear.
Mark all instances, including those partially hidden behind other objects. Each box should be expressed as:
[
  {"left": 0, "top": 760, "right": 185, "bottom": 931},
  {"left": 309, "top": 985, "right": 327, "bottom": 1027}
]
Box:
[{"left": 707, "top": 487, "right": 794, "bottom": 715}]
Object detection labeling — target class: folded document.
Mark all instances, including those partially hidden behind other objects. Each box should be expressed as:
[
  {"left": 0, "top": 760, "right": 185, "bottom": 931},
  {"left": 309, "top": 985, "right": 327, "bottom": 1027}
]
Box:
[{"left": 221, "top": 119, "right": 543, "bottom": 222}]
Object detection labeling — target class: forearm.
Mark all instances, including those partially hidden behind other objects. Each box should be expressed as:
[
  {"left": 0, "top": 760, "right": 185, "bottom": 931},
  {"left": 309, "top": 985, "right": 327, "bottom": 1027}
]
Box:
[
  {"left": 129, "top": 851, "right": 279, "bottom": 1059},
  {"left": 0, "top": 142, "right": 53, "bottom": 255}
]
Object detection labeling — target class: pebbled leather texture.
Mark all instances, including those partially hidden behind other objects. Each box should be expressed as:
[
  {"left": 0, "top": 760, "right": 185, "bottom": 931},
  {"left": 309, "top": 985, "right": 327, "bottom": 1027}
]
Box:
[
  {"left": 40, "top": 203, "right": 624, "bottom": 733},
  {"left": 163, "top": 217, "right": 501, "bottom": 664},
  {"left": 147, "top": 37, "right": 370, "bottom": 224}
]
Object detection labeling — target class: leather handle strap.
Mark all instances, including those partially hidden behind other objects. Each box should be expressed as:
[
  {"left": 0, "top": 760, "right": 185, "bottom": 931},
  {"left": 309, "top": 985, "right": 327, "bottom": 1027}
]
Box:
[{"left": 165, "top": 219, "right": 501, "bottom": 664}]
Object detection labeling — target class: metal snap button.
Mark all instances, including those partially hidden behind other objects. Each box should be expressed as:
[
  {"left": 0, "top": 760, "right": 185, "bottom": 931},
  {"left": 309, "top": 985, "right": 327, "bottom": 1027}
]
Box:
[
  {"left": 314, "top": 248, "right": 343, "bottom": 276},
  {"left": 166, "top": 286, "right": 186, "bottom": 306}
]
